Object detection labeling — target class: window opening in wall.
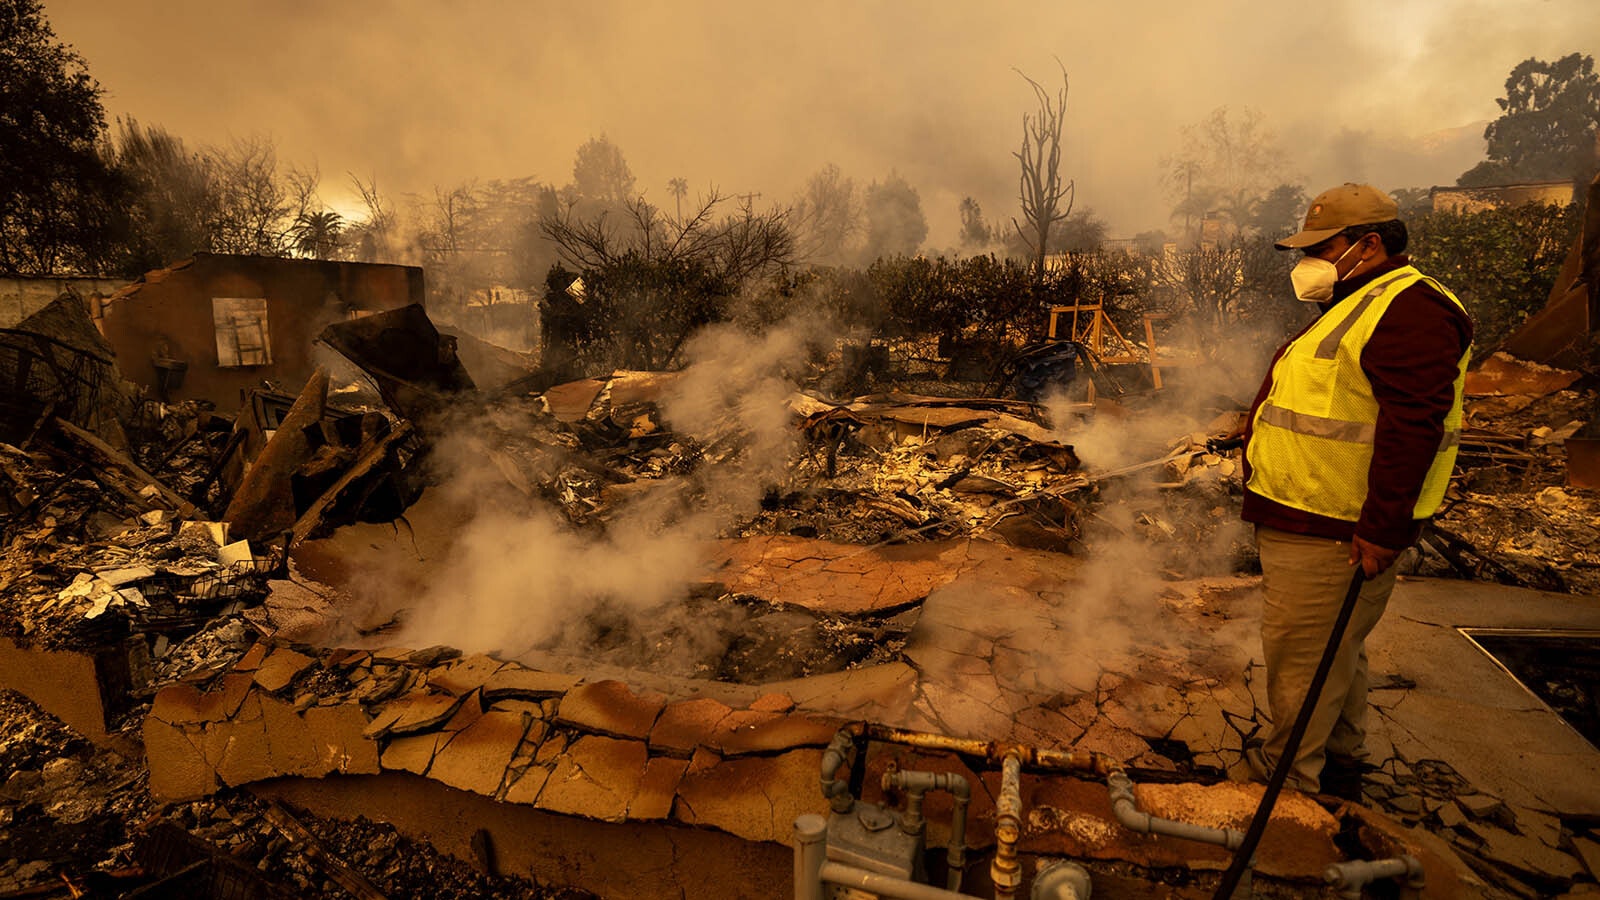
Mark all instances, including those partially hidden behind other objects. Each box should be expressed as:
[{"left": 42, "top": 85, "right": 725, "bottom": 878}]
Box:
[{"left": 212, "top": 298, "right": 271, "bottom": 367}]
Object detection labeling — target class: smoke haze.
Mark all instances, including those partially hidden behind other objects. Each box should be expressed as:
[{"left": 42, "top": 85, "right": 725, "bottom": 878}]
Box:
[
  {"left": 48, "top": 1, "right": 1598, "bottom": 242},
  {"left": 388, "top": 318, "right": 818, "bottom": 659}
]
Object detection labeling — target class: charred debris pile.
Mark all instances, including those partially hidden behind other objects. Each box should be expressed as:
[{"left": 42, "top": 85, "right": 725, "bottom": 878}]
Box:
[
  {"left": 3, "top": 295, "right": 1598, "bottom": 666},
  {"left": 0, "top": 288, "right": 1598, "bottom": 896}
]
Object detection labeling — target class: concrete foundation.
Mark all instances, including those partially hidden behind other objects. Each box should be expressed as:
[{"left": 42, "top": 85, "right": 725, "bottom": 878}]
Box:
[{"left": 253, "top": 772, "right": 791, "bottom": 900}]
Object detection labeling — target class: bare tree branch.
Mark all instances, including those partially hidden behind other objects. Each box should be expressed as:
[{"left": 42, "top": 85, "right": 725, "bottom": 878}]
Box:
[{"left": 1010, "top": 60, "right": 1074, "bottom": 276}]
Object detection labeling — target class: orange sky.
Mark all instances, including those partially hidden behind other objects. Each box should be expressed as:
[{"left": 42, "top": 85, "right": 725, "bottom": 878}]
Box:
[{"left": 45, "top": 0, "right": 1600, "bottom": 242}]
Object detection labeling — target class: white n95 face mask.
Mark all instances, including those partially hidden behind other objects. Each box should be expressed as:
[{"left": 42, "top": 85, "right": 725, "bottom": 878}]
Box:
[{"left": 1289, "top": 239, "right": 1363, "bottom": 303}]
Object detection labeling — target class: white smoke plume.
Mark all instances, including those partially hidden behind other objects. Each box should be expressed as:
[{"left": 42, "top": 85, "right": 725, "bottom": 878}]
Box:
[{"left": 385, "top": 317, "right": 827, "bottom": 660}]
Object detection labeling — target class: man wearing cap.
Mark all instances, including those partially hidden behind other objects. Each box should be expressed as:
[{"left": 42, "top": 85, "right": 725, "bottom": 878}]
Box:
[{"left": 1240, "top": 183, "right": 1472, "bottom": 793}]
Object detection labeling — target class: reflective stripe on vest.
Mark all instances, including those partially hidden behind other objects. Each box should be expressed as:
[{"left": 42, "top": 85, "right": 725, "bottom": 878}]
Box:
[{"left": 1245, "top": 265, "right": 1469, "bottom": 522}]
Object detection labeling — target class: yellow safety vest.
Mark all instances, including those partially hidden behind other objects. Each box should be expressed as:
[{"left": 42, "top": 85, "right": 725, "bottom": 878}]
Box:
[{"left": 1246, "top": 265, "right": 1468, "bottom": 522}]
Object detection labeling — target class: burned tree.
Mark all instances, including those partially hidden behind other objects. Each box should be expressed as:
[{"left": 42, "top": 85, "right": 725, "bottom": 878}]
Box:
[
  {"left": 538, "top": 190, "right": 796, "bottom": 370},
  {"left": 1011, "top": 62, "right": 1074, "bottom": 276},
  {"left": 1151, "top": 234, "right": 1288, "bottom": 349}
]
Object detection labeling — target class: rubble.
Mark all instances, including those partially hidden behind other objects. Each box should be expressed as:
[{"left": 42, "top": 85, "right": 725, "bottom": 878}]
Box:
[
  {"left": 1, "top": 291, "right": 1598, "bottom": 898},
  {"left": 0, "top": 689, "right": 596, "bottom": 899},
  {"left": 1417, "top": 380, "right": 1600, "bottom": 594}
]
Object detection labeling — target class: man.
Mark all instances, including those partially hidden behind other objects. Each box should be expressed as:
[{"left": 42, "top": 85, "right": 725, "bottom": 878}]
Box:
[{"left": 1240, "top": 183, "right": 1472, "bottom": 793}]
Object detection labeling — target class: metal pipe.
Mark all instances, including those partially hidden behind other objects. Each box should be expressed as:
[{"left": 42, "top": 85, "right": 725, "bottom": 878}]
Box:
[
  {"left": 1106, "top": 771, "right": 1245, "bottom": 850},
  {"left": 1032, "top": 861, "right": 1092, "bottom": 900},
  {"left": 818, "top": 861, "right": 976, "bottom": 900},
  {"left": 883, "top": 768, "right": 972, "bottom": 892},
  {"left": 833, "top": 722, "right": 1122, "bottom": 777},
  {"left": 992, "top": 752, "right": 1024, "bottom": 900},
  {"left": 820, "top": 729, "right": 856, "bottom": 813},
  {"left": 1323, "top": 855, "right": 1425, "bottom": 900},
  {"left": 794, "top": 814, "right": 828, "bottom": 900}
]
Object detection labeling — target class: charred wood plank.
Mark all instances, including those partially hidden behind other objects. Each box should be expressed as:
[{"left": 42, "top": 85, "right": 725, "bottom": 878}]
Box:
[
  {"left": 289, "top": 421, "right": 414, "bottom": 546},
  {"left": 48, "top": 418, "right": 196, "bottom": 517},
  {"left": 260, "top": 801, "right": 389, "bottom": 900}
]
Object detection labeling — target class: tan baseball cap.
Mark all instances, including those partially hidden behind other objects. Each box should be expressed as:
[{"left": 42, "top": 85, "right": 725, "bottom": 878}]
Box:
[{"left": 1275, "top": 183, "right": 1400, "bottom": 249}]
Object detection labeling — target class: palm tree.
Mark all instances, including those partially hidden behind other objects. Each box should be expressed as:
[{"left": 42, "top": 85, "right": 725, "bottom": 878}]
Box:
[
  {"left": 668, "top": 177, "right": 688, "bottom": 222},
  {"left": 291, "top": 210, "right": 344, "bottom": 259}
]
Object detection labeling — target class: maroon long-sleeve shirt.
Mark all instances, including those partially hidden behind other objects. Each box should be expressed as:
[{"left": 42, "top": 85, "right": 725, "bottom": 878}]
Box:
[{"left": 1241, "top": 255, "right": 1474, "bottom": 549}]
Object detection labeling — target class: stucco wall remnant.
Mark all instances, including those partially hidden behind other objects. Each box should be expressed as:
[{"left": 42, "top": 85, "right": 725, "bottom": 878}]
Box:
[{"left": 97, "top": 254, "right": 423, "bottom": 411}]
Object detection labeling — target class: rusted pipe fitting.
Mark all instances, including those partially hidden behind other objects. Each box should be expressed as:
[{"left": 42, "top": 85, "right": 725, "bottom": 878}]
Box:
[
  {"left": 882, "top": 768, "right": 972, "bottom": 891},
  {"left": 1323, "top": 855, "right": 1425, "bottom": 900},
  {"left": 840, "top": 722, "right": 1122, "bottom": 777},
  {"left": 991, "top": 752, "right": 1024, "bottom": 900},
  {"left": 820, "top": 729, "right": 857, "bottom": 813}
]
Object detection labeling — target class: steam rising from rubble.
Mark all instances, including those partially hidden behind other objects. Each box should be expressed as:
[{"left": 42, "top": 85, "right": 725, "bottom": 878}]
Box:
[
  {"left": 387, "top": 320, "right": 825, "bottom": 660},
  {"left": 1029, "top": 353, "right": 1260, "bottom": 689}
]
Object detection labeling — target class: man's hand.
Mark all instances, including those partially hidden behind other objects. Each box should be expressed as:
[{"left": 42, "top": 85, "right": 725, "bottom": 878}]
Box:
[{"left": 1349, "top": 535, "right": 1400, "bottom": 577}]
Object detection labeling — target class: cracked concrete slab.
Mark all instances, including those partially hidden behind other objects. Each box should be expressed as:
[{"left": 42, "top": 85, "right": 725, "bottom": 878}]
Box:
[
  {"left": 362, "top": 691, "right": 468, "bottom": 740},
  {"left": 539, "top": 734, "right": 650, "bottom": 822},
  {"left": 673, "top": 749, "right": 823, "bottom": 845},
  {"left": 251, "top": 647, "right": 316, "bottom": 693},
  {"left": 706, "top": 535, "right": 986, "bottom": 614},
  {"left": 429, "top": 653, "right": 506, "bottom": 696},
  {"left": 133, "top": 554, "right": 1599, "bottom": 897},
  {"left": 380, "top": 730, "right": 452, "bottom": 776},
  {"left": 648, "top": 697, "right": 734, "bottom": 755},
  {"left": 481, "top": 663, "right": 582, "bottom": 701},
  {"left": 427, "top": 709, "right": 530, "bottom": 797},
  {"left": 1365, "top": 578, "right": 1600, "bottom": 816},
  {"left": 142, "top": 716, "right": 216, "bottom": 800},
  {"left": 631, "top": 755, "right": 689, "bottom": 820},
  {"left": 554, "top": 679, "right": 667, "bottom": 739}
]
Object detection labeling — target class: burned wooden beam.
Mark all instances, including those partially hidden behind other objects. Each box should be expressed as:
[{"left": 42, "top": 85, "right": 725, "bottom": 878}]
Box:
[
  {"left": 289, "top": 421, "right": 414, "bottom": 545},
  {"left": 260, "top": 801, "right": 389, "bottom": 900},
  {"left": 223, "top": 370, "right": 329, "bottom": 544},
  {"left": 47, "top": 418, "right": 197, "bottom": 518}
]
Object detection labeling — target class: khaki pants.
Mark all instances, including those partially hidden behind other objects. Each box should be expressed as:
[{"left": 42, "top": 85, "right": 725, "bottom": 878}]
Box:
[{"left": 1255, "top": 525, "right": 1398, "bottom": 792}]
